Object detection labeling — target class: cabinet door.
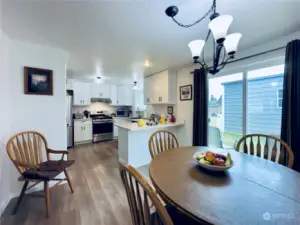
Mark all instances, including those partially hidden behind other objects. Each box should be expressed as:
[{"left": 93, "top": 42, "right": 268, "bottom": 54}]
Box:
[
  {"left": 114, "top": 125, "right": 118, "bottom": 137},
  {"left": 83, "top": 124, "right": 93, "bottom": 141},
  {"left": 117, "top": 85, "right": 133, "bottom": 106},
  {"left": 133, "top": 89, "right": 145, "bottom": 111},
  {"left": 66, "top": 79, "right": 73, "bottom": 90},
  {"left": 73, "top": 82, "right": 91, "bottom": 105},
  {"left": 91, "top": 83, "right": 111, "bottom": 98},
  {"left": 144, "top": 76, "right": 151, "bottom": 104},
  {"left": 110, "top": 85, "right": 118, "bottom": 105},
  {"left": 74, "top": 123, "right": 83, "bottom": 142},
  {"left": 154, "top": 70, "right": 169, "bottom": 103}
]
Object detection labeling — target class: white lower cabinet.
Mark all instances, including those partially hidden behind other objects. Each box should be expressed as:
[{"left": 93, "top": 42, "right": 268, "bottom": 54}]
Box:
[{"left": 74, "top": 120, "right": 93, "bottom": 144}]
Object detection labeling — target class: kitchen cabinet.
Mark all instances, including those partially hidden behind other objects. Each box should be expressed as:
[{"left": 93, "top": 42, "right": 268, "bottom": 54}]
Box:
[
  {"left": 111, "top": 85, "right": 133, "bottom": 106},
  {"left": 117, "top": 85, "right": 133, "bottom": 106},
  {"left": 74, "top": 120, "right": 93, "bottom": 143},
  {"left": 91, "top": 83, "right": 111, "bottom": 98},
  {"left": 144, "top": 70, "right": 177, "bottom": 105},
  {"left": 73, "top": 81, "right": 91, "bottom": 106},
  {"left": 110, "top": 85, "right": 118, "bottom": 105}
]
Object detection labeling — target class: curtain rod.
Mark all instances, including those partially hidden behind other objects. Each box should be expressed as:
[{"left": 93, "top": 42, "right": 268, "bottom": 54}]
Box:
[{"left": 190, "top": 45, "right": 286, "bottom": 74}]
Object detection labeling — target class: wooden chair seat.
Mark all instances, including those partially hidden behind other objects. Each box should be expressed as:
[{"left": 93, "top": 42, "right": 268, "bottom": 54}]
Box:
[{"left": 22, "top": 160, "right": 75, "bottom": 181}]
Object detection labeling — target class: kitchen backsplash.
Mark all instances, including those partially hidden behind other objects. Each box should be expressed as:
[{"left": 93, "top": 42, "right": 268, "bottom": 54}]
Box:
[
  {"left": 146, "top": 105, "right": 176, "bottom": 117},
  {"left": 72, "top": 102, "right": 130, "bottom": 114}
]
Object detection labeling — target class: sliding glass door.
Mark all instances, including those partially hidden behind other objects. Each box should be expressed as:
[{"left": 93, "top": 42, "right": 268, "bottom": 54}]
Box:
[
  {"left": 208, "top": 73, "right": 243, "bottom": 148},
  {"left": 208, "top": 64, "right": 284, "bottom": 149}
]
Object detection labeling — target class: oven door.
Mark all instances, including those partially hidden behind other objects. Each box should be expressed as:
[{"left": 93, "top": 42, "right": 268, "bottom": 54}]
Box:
[{"left": 93, "top": 121, "right": 114, "bottom": 142}]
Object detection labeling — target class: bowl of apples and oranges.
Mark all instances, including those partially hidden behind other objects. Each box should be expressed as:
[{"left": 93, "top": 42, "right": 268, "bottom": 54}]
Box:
[{"left": 193, "top": 151, "right": 233, "bottom": 171}]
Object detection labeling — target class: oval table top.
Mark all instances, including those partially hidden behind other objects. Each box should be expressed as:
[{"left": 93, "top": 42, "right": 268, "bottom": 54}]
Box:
[{"left": 149, "top": 146, "right": 300, "bottom": 225}]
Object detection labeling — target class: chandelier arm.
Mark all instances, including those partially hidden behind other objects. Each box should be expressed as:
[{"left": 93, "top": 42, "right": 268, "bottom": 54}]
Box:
[
  {"left": 217, "top": 55, "right": 234, "bottom": 70},
  {"left": 211, "top": 44, "right": 223, "bottom": 73},
  {"left": 171, "top": 0, "right": 216, "bottom": 28}
]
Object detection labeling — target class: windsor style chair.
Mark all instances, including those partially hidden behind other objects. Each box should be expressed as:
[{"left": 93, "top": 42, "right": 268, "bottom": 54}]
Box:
[
  {"left": 119, "top": 163, "right": 174, "bottom": 225},
  {"left": 148, "top": 130, "right": 179, "bottom": 159},
  {"left": 6, "top": 131, "right": 75, "bottom": 217},
  {"left": 236, "top": 134, "right": 294, "bottom": 168}
]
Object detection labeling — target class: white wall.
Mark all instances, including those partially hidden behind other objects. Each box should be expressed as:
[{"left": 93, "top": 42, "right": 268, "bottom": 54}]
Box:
[
  {"left": 0, "top": 36, "right": 68, "bottom": 214},
  {"left": 0, "top": 27, "right": 14, "bottom": 215},
  {"left": 175, "top": 31, "right": 300, "bottom": 147}
]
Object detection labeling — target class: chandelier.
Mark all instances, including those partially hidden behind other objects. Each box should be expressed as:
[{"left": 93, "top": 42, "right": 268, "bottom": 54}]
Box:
[{"left": 165, "top": 0, "right": 242, "bottom": 75}]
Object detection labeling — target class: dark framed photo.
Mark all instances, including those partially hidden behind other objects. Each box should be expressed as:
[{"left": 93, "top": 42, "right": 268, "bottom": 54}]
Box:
[
  {"left": 24, "top": 67, "right": 53, "bottom": 95},
  {"left": 167, "top": 106, "right": 174, "bottom": 114},
  {"left": 180, "top": 85, "right": 193, "bottom": 101}
]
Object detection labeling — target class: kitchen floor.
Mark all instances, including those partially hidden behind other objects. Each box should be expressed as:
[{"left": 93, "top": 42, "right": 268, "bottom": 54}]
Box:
[{"left": 1, "top": 141, "right": 132, "bottom": 225}]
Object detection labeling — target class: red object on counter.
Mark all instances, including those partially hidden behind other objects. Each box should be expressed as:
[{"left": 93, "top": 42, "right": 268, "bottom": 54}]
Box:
[{"left": 170, "top": 114, "right": 176, "bottom": 123}]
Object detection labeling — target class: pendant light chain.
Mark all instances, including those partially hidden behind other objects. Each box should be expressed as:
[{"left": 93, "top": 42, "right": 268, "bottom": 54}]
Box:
[{"left": 171, "top": 0, "right": 217, "bottom": 28}]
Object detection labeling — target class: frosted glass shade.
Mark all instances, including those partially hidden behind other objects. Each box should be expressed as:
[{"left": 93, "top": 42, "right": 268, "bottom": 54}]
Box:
[
  {"left": 188, "top": 40, "right": 205, "bottom": 59},
  {"left": 208, "top": 15, "right": 233, "bottom": 43},
  {"left": 224, "top": 33, "right": 242, "bottom": 55}
]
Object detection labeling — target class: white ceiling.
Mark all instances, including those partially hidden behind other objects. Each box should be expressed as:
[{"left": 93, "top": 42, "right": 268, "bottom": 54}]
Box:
[{"left": 3, "top": 0, "right": 300, "bottom": 81}]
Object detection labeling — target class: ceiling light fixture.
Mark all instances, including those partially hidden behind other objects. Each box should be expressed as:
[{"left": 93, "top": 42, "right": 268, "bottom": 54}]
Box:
[
  {"left": 133, "top": 81, "right": 138, "bottom": 90},
  {"left": 165, "top": 0, "right": 242, "bottom": 75},
  {"left": 144, "top": 60, "right": 151, "bottom": 67}
]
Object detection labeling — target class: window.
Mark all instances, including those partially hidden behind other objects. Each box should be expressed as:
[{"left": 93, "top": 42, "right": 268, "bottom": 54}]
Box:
[
  {"left": 208, "top": 64, "right": 285, "bottom": 149},
  {"left": 277, "top": 88, "right": 283, "bottom": 108}
]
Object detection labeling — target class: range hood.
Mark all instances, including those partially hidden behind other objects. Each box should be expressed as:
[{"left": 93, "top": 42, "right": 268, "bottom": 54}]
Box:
[{"left": 91, "top": 98, "right": 112, "bottom": 104}]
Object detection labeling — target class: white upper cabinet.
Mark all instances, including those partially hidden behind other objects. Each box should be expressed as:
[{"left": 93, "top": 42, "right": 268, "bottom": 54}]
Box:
[
  {"left": 111, "top": 85, "right": 133, "bottom": 106},
  {"left": 110, "top": 85, "right": 118, "bottom": 105},
  {"left": 91, "top": 83, "right": 111, "bottom": 98},
  {"left": 144, "top": 70, "right": 176, "bottom": 105},
  {"left": 117, "top": 85, "right": 133, "bottom": 106},
  {"left": 133, "top": 89, "right": 146, "bottom": 111},
  {"left": 73, "top": 81, "right": 91, "bottom": 106},
  {"left": 66, "top": 79, "right": 73, "bottom": 90}
]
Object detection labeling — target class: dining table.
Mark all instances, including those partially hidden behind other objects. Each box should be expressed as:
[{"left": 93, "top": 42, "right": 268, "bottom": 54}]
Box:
[{"left": 149, "top": 146, "right": 300, "bottom": 225}]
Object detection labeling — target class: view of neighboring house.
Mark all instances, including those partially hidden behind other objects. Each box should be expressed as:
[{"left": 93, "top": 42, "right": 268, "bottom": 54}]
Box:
[{"left": 223, "top": 73, "right": 283, "bottom": 137}]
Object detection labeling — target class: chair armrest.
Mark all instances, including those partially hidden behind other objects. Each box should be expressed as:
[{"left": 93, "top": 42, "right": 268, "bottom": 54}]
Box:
[
  {"left": 47, "top": 149, "right": 69, "bottom": 155},
  {"left": 47, "top": 148, "right": 69, "bottom": 160}
]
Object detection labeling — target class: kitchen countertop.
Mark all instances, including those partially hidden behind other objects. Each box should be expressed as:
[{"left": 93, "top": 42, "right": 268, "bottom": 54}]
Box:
[
  {"left": 74, "top": 118, "right": 92, "bottom": 121},
  {"left": 115, "top": 121, "right": 185, "bottom": 131}
]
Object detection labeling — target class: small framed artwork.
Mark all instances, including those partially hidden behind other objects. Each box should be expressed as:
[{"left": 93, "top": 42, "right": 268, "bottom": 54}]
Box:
[
  {"left": 24, "top": 67, "right": 53, "bottom": 95},
  {"left": 180, "top": 85, "right": 193, "bottom": 101},
  {"left": 167, "top": 106, "right": 173, "bottom": 114}
]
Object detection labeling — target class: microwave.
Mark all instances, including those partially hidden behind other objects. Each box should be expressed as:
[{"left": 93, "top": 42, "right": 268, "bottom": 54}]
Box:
[{"left": 116, "top": 109, "right": 129, "bottom": 117}]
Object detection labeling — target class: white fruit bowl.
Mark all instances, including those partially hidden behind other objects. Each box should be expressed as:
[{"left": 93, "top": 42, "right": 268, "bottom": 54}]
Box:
[{"left": 193, "top": 152, "right": 234, "bottom": 171}]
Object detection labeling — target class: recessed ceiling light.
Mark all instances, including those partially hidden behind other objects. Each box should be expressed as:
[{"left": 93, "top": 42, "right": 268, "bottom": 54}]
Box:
[
  {"left": 97, "top": 77, "right": 101, "bottom": 79},
  {"left": 144, "top": 60, "right": 151, "bottom": 67}
]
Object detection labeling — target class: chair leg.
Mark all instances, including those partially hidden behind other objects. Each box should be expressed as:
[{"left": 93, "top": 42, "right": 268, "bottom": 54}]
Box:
[
  {"left": 64, "top": 169, "right": 74, "bottom": 193},
  {"left": 13, "top": 181, "right": 29, "bottom": 214},
  {"left": 44, "top": 181, "right": 50, "bottom": 217}
]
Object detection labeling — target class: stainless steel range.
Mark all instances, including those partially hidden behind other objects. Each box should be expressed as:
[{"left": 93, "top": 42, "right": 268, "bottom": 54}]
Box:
[{"left": 90, "top": 114, "right": 114, "bottom": 142}]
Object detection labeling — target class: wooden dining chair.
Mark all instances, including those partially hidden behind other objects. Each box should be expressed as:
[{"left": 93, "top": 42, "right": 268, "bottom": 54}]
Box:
[
  {"left": 149, "top": 130, "right": 179, "bottom": 159},
  {"left": 6, "top": 131, "right": 75, "bottom": 217},
  {"left": 236, "top": 134, "right": 294, "bottom": 168},
  {"left": 119, "top": 163, "right": 174, "bottom": 225}
]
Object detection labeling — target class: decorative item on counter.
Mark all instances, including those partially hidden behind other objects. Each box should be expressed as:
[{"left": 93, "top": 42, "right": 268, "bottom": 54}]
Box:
[
  {"left": 159, "top": 114, "right": 165, "bottom": 124},
  {"left": 170, "top": 114, "right": 176, "bottom": 123},
  {"left": 137, "top": 119, "right": 144, "bottom": 127},
  {"left": 111, "top": 113, "right": 116, "bottom": 117},
  {"left": 167, "top": 106, "right": 174, "bottom": 114},
  {"left": 83, "top": 110, "right": 90, "bottom": 118}
]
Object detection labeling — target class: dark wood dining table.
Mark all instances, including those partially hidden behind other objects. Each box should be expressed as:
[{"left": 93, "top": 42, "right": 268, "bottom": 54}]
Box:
[{"left": 149, "top": 146, "right": 300, "bottom": 225}]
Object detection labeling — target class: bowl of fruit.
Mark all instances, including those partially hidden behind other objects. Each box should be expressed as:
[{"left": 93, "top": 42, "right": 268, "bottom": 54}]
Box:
[{"left": 193, "top": 151, "right": 233, "bottom": 171}]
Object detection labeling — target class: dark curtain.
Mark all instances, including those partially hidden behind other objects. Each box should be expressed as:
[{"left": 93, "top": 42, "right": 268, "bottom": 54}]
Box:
[
  {"left": 281, "top": 40, "right": 300, "bottom": 172},
  {"left": 193, "top": 67, "right": 208, "bottom": 146}
]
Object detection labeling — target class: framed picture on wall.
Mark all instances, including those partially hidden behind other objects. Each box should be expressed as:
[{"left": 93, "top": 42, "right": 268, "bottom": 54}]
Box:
[
  {"left": 24, "top": 67, "right": 53, "bottom": 95},
  {"left": 180, "top": 85, "right": 192, "bottom": 101},
  {"left": 167, "top": 106, "right": 174, "bottom": 114}
]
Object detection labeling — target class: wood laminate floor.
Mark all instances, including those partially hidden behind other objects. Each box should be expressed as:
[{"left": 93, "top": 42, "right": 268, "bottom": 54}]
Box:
[{"left": 1, "top": 141, "right": 133, "bottom": 225}]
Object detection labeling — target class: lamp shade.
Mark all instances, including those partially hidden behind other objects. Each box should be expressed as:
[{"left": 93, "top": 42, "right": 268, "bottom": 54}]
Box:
[
  {"left": 208, "top": 15, "right": 233, "bottom": 43},
  {"left": 224, "top": 33, "right": 242, "bottom": 55},
  {"left": 188, "top": 40, "right": 205, "bottom": 59}
]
